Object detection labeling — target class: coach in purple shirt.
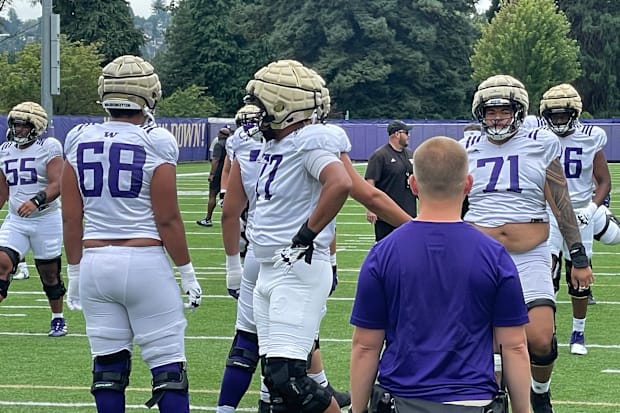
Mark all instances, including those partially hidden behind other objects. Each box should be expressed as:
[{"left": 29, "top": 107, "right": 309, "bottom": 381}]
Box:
[{"left": 350, "top": 137, "right": 531, "bottom": 413}]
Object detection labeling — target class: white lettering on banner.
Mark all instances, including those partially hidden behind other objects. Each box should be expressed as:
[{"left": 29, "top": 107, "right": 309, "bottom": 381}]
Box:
[{"left": 164, "top": 122, "right": 206, "bottom": 148}]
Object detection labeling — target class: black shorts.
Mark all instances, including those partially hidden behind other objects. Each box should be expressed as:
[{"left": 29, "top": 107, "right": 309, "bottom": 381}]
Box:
[{"left": 209, "top": 174, "right": 222, "bottom": 194}]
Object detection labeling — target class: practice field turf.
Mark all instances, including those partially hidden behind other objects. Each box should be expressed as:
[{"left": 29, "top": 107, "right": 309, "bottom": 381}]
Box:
[{"left": 0, "top": 162, "right": 618, "bottom": 412}]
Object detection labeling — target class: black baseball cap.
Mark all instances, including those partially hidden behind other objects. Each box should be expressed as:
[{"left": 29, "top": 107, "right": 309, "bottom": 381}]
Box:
[{"left": 387, "top": 120, "right": 412, "bottom": 135}]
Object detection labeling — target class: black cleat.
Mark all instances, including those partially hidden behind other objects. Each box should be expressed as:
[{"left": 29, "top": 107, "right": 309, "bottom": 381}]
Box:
[
  {"left": 588, "top": 291, "right": 597, "bottom": 305},
  {"left": 326, "top": 383, "right": 351, "bottom": 408},
  {"left": 531, "top": 390, "right": 554, "bottom": 413}
]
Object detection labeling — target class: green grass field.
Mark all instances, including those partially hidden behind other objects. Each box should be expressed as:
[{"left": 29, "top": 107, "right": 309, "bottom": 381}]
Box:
[{"left": 0, "top": 161, "right": 618, "bottom": 412}]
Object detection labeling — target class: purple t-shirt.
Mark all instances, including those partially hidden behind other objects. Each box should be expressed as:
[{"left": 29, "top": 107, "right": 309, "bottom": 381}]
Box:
[{"left": 350, "top": 220, "right": 528, "bottom": 402}]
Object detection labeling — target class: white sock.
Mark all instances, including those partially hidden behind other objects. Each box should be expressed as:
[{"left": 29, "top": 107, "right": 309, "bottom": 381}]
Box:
[
  {"left": 531, "top": 378, "right": 551, "bottom": 394},
  {"left": 573, "top": 317, "right": 586, "bottom": 332},
  {"left": 52, "top": 312, "right": 63, "bottom": 320},
  {"left": 308, "top": 370, "right": 328, "bottom": 387},
  {"left": 216, "top": 406, "right": 235, "bottom": 413}
]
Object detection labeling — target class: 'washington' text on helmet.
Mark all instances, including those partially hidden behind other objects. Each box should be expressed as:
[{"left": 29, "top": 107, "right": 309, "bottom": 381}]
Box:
[
  {"left": 472, "top": 74, "right": 529, "bottom": 142},
  {"left": 98, "top": 55, "right": 162, "bottom": 113},
  {"left": 244, "top": 60, "right": 323, "bottom": 131},
  {"left": 540, "top": 83, "right": 582, "bottom": 135},
  {"left": 7, "top": 101, "right": 48, "bottom": 145}
]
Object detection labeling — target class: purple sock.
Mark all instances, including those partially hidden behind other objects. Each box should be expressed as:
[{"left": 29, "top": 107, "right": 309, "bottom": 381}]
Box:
[
  {"left": 92, "top": 358, "right": 128, "bottom": 413},
  {"left": 150, "top": 363, "right": 189, "bottom": 413},
  {"left": 217, "top": 332, "right": 259, "bottom": 407}
]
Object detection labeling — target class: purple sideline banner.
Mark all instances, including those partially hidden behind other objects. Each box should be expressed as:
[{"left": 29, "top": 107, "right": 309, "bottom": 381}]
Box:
[{"left": 0, "top": 116, "right": 618, "bottom": 162}]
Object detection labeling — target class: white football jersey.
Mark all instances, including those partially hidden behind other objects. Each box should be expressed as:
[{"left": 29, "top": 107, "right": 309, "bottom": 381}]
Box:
[
  {"left": 555, "top": 123, "right": 607, "bottom": 207},
  {"left": 251, "top": 124, "right": 345, "bottom": 260},
  {"left": 0, "top": 138, "right": 62, "bottom": 217},
  {"left": 64, "top": 121, "right": 178, "bottom": 240},
  {"left": 461, "top": 127, "right": 561, "bottom": 227},
  {"left": 229, "top": 130, "right": 263, "bottom": 242},
  {"left": 522, "top": 115, "right": 547, "bottom": 130}
]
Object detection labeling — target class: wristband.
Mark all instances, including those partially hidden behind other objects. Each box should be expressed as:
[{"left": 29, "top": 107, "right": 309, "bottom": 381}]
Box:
[
  {"left": 67, "top": 264, "right": 80, "bottom": 277},
  {"left": 178, "top": 262, "right": 195, "bottom": 275},
  {"left": 30, "top": 190, "right": 47, "bottom": 207},
  {"left": 569, "top": 243, "right": 589, "bottom": 268},
  {"left": 293, "top": 220, "right": 318, "bottom": 246},
  {"left": 226, "top": 253, "right": 242, "bottom": 270}
]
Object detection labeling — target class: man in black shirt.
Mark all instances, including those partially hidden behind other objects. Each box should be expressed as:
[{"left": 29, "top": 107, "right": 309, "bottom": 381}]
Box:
[
  {"left": 365, "top": 120, "right": 417, "bottom": 241},
  {"left": 197, "top": 127, "right": 231, "bottom": 227}
]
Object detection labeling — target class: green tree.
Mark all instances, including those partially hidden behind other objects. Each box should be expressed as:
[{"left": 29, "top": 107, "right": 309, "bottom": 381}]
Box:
[
  {"left": 234, "top": 0, "right": 480, "bottom": 119},
  {"left": 557, "top": 0, "right": 620, "bottom": 117},
  {"left": 155, "top": 0, "right": 260, "bottom": 116},
  {"left": 53, "top": 0, "right": 145, "bottom": 65},
  {"left": 471, "top": 0, "right": 580, "bottom": 113},
  {"left": 0, "top": 36, "right": 104, "bottom": 114},
  {"left": 157, "top": 85, "right": 219, "bottom": 117}
]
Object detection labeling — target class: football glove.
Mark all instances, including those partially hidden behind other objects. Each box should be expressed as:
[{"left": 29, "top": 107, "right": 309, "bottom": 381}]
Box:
[
  {"left": 66, "top": 264, "right": 82, "bottom": 311},
  {"left": 226, "top": 253, "right": 242, "bottom": 299},
  {"left": 178, "top": 263, "right": 202, "bottom": 310},
  {"left": 576, "top": 202, "right": 598, "bottom": 227},
  {"left": 218, "top": 190, "right": 226, "bottom": 208},
  {"left": 273, "top": 220, "right": 317, "bottom": 270},
  {"left": 330, "top": 265, "right": 339, "bottom": 296}
]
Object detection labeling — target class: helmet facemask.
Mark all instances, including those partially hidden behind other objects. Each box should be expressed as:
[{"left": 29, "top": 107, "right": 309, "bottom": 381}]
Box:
[
  {"left": 542, "top": 108, "right": 578, "bottom": 135},
  {"left": 480, "top": 99, "right": 524, "bottom": 142},
  {"left": 472, "top": 75, "right": 529, "bottom": 142},
  {"left": 539, "top": 84, "right": 582, "bottom": 136}
]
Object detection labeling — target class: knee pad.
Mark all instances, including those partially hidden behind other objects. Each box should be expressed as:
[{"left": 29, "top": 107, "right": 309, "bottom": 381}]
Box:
[
  {"left": 36, "top": 256, "right": 66, "bottom": 299},
  {"left": 0, "top": 246, "right": 20, "bottom": 275},
  {"left": 145, "top": 362, "right": 188, "bottom": 408},
  {"left": 551, "top": 253, "right": 562, "bottom": 294},
  {"left": 529, "top": 334, "right": 558, "bottom": 367},
  {"left": 564, "top": 259, "right": 592, "bottom": 298},
  {"left": 226, "top": 330, "right": 259, "bottom": 372},
  {"left": 92, "top": 350, "right": 131, "bottom": 395},
  {"left": 263, "top": 358, "right": 332, "bottom": 413}
]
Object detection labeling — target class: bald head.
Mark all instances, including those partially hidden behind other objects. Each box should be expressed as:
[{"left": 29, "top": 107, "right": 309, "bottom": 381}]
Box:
[{"left": 412, "top": 136, "right": 469, "bottom": 198}]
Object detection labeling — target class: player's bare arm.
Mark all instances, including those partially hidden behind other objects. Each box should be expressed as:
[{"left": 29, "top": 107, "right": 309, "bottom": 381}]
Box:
[
  {"left": 18, "top": 155, "right": 63, "bottom": 218},
  {"left": 151, "top": 163, "right": 191, "bottom": 266},
  {"left": 545, "top": 158, "right": 593, "bottom": 288},
  {"left": 221, "top": 160, "right": 247, "bottom": 255},
  {"left": 592, "top": 151, "right": 612, "bottom": 207},
  {"left": 544, "top": 158, "right": 582, "bottom": 246},
  {"left": 341, "top": 153, "right": 411, "bottom": 227},
  {"left": 307, "top": 161, "right": 352, "bottom": 233},
  {"left": 60, "top": 160, "right": 84, "bottom": 265}
]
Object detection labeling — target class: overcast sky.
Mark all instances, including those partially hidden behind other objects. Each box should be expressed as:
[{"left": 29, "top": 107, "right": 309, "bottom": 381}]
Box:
[
  {"left": 5, "top": 0, "right": 491, "bottom": 20},
  {"left": 3, "top": 0, "right": 166, "bottom": 19}
]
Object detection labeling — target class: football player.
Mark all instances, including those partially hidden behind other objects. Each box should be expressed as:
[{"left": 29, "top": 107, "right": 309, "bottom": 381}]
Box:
[
  {"left": 540, "top": 84, "right": 611, "bottom": 356},
  {"left": 218, "top": 97, "right": 352, "bottom": 413},
  {"left": 462, "top": 75, "right": 593, "bottom": 413},
  {"left": 0, "top": 102, "right": 67, "bottom": 336},
  {"left": 61, "top": 55, "right": 201, "bottom": 413}
]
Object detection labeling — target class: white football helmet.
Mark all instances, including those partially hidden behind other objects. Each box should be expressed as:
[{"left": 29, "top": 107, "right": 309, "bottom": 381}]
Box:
[
  {"left": 540, "top": 83, "right": 582, "bottom": 135},
  {"left": 472, "top": 74, "right": 529, "bottom": 142},
  {"left": 7, "top": 101, "right": 48, "bottom": 145},
  {"left": 244, "top": 59, "right": 323, "bottom": 136},
  {"left": 235, "top": 104, "right": 263, "bottom": 140},
  {"left": 98, "top": 55, "right": 162, "bottom": 116}
]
